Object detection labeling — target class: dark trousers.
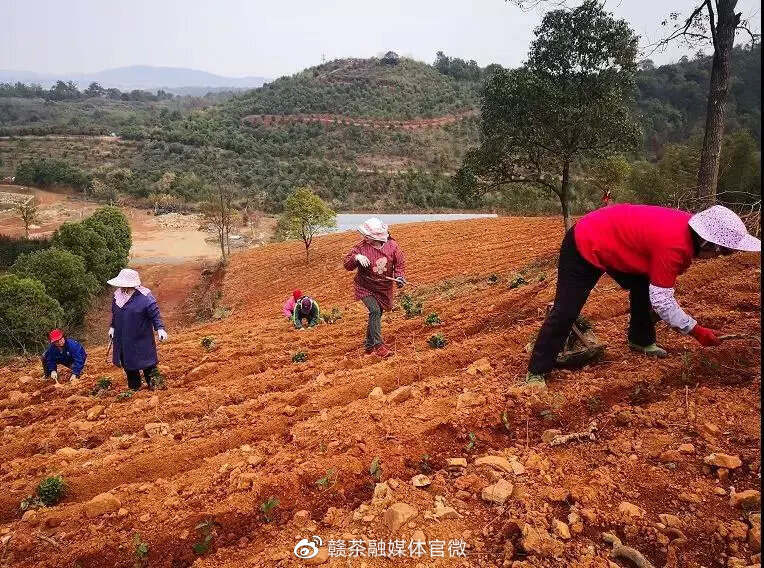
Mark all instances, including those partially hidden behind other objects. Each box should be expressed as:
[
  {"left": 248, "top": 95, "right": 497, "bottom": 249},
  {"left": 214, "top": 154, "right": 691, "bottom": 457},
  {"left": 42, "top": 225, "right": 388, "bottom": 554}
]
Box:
[
  {"left": 528, "top": 227, "right": 656, "bottom": 375},
  {"left": 125, "top": 365, "right": 157, "bottom": 390},
  {"left": 361, "top": 296, "right": 383, "bottom": 348}
]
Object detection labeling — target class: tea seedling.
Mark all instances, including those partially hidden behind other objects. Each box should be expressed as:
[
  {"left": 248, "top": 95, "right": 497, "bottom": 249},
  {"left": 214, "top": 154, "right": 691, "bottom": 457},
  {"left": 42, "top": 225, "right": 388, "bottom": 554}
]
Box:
[
  {"left": 464, "top": 432, "right": 477, "bottom": 452},
  {"left": 427, "top": 333, "right": 447, "bottom": 349},
  {"left": 148, "top": 369, "right": 166, "bottom": 390},
  {"left": 508, "top": 274, "right": 528, "bottom": 289},
  {"left": 586, "top": 396, "right": 602, "bottom": 413},
  {"left": 418, "top": 454, "right": 432, "bottom": 474},
  {"left": 192, "top": 519, "right": 219, "bottom": 555},
  {"left": 425, "top": 312, "right": 442, "bottom": 326},
  {"left": 134, "top": 533, "right": 149, "bottom": 567},
  {"left": 116, "top": 389, "right": 135, "bottom": 401},
  {"left": 260, "top": 497, "right": 279, "bottom": 523},
  {"left": 315, "top": 469, "right": 336, "bottom": 490},
  {"left": 20, "top": 475, "right": 67, "bottom": 511},
  {"left": 321, "top": 307, "right": 343, "bottom": 324},
  {"left": 501, "top": 411, "right": 511, "bottom": 432},
  {"left": 91, "top": 377, "right": 112, "bottom": 397},
  {"left": 369, "top": 456, "right": 382, "bottom": 481},
  {"left": 292, "top": 351, "right": 308, "bottom": 363},
  {"left": 400, "top": 294, "right": 423, "bottom": 318},
  {"left": 488, "top": 274, "right": 500, "bottom": 284},
  {"left": 201, "top": 336, "right": 216, "bottom": 351}
]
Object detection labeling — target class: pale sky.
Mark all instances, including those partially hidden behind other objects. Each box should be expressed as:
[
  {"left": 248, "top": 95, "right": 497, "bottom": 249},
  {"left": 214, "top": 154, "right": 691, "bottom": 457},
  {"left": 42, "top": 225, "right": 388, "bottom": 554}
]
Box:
[{"left": 1, "top": 0, "right": 761, "bottom": 78}]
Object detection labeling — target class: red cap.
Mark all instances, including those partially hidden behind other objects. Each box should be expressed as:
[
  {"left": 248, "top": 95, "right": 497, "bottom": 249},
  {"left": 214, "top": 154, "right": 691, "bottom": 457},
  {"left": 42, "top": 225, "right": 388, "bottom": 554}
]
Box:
[
  {"left": 293, "top": 289, "right": 303, "bottom": 301},
  {"left": 49, "top": 329, "right": 64, "bottom": 342}
]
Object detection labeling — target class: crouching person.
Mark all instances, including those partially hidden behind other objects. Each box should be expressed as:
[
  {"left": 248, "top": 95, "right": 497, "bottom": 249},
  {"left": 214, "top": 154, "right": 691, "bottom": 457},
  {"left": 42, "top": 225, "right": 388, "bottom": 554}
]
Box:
[
  {"left": 107, "top": 269, "right": 168, "bottom": 391},
  {"left": 42, "top": 329, "right": 86, "bottom": 383},
  {"left": 293, "top": 296, "right": 320, "bottom": 330}
]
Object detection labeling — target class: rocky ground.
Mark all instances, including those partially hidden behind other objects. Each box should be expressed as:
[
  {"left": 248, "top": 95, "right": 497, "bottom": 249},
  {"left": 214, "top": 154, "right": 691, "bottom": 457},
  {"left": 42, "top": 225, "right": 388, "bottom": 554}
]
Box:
[{"left": 0, "top": 216, "right": 760, "bottom": 567}]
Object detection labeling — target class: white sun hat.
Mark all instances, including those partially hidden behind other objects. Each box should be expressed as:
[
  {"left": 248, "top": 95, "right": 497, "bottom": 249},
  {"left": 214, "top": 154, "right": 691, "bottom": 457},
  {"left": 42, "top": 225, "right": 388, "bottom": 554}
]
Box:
[
  {"left": 358, "top": 217, "right": 389, "bottom": 242},
  {"left": 107, "top": 268, "right": 142, "bottom": 288},
  {"left": 689, "top": 205, "right": 761, "bottom": 252}
]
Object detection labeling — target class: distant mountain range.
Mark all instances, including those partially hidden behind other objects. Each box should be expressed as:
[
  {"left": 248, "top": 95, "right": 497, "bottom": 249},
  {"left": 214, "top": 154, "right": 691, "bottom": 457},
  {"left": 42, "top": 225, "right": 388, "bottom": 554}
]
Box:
[{"left": 0, "top": 65, "right": 268, "bottom": 94}]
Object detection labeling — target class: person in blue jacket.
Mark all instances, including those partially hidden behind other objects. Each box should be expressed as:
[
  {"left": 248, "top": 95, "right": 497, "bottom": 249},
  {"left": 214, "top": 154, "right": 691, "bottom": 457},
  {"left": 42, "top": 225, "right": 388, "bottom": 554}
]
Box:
[
  {"left": 42, "top": 329, "right": 86, "bottom": 382},
  {"left": 107, "top": 269, "right": 168, "bottom": 391}
]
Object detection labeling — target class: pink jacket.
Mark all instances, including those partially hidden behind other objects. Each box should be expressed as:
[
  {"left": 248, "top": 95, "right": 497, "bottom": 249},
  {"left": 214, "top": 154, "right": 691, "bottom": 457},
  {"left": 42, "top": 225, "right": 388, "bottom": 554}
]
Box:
[
  {"left": 282, "top": 296, "right": 296, "bottom": 318},
  {"left": 343, "top": 238, "right": 405, "bottom": 311}
]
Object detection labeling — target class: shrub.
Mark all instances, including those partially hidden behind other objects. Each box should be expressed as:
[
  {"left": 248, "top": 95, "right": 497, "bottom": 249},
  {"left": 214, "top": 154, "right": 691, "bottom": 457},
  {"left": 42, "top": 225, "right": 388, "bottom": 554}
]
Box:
[
  {"left": 15, "top": 158, "right": 91, "bottom": 191},
  {"left": 0, "top": 235, "right": 51, "bottom": 270},
  {"left": 51, "top": 221, "right": 115, "bottom": 284},
  {"left": 427, "top": 333, "right": 447, "bottom": 349},
  {"left": 88, "top": 206, "right": 132, "bottom": 252},
  {"left": 0, "top": 274, "right": 63, "bottom": 353},
  {"left": 10, "top": 248, "right": 96, "bottom": 325}
]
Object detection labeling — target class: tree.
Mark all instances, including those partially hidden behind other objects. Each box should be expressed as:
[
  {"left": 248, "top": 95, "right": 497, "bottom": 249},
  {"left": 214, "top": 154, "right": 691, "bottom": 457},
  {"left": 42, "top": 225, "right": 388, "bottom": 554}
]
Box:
[
  {"left": 656, "top": 1, "right": 760, "bottom": 205},
  {"left": 201, "top": 183, "right": 237, "bottom": 259},
  {"left": 10, "top": 248, "right": 96, "bottom": 325},
  {"left": 51, "top": 222, "right": 114, "bottom": 284},
  {"left": 84, "top": 82, "right": 105, "bottom": 98},
  {"left": 14, "top": 199, "right": 39, "bottom": 238},
  {"left": 457, "top": 1, "right": 640, "bottom": 229},
  {"left": 0, "top": 274, "right": 63, "bottom": 353},
  {"left": 277, "top": 187, "right": 336, "bottom": 261}
]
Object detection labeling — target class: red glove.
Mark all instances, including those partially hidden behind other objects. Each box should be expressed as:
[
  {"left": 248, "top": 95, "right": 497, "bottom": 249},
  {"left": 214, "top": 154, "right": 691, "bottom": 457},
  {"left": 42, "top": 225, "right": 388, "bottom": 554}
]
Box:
[{"left": 691, "top": 325, "right": 721, "bottom": 347}]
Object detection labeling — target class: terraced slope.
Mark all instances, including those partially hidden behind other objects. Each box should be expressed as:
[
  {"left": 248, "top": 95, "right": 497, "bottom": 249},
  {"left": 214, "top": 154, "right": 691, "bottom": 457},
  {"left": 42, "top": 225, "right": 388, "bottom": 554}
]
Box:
[{"left": 0, "top": 217, "right": 760, "bottom": 567}]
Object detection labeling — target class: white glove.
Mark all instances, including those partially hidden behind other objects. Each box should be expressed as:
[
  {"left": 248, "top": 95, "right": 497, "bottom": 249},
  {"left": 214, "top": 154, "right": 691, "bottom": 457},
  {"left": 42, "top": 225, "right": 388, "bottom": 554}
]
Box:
[
  {"left": 355, "top": 254, "right": 371, "bottom": 268},
  {"left": 108, "top": 327, "right": 114, "bottom": 339},
  {"left": 50, "top": 371, "right": 58, "bottom": 381},
  {"left": 157, "top": 329, "right": 168, "bottom": 341}
]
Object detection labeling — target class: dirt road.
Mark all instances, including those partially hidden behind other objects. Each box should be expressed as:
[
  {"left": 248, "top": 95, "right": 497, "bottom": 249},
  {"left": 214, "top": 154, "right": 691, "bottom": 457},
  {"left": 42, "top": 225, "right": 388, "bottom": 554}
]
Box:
[{"left": 0, "top": 217, "right": 759, "bottom": 567}]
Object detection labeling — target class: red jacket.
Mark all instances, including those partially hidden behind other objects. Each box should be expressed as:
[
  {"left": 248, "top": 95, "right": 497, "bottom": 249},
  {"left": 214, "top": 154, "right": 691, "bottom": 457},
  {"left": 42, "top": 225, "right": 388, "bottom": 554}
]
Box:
[
  {"left": 343, "top": 238, "right": 406, "bottom": 310},
  {"left": 574, "top": 204, "right": 694, "bottom": 288}
]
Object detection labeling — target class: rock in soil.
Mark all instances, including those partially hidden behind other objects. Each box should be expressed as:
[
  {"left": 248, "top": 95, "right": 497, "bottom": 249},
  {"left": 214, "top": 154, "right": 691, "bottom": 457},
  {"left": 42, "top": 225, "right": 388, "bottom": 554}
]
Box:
[
  {"left": 704, "top": 453, "right": 742, "bottom": 469},
  {"left": 83, "top": 493, "right": 121, "bottom": 518},
  {"left": 384, "top": 503, "right": 417, "bottom": 533}
]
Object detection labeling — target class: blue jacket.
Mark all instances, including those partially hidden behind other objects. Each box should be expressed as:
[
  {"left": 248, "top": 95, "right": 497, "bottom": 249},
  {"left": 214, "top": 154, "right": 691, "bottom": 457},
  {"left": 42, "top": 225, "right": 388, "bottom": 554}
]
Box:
[
  {"left": 111, "top": 291, "right": 164, "bottom": 371},
  {"left": 43, "top": 338, "right": 87, "bottom": 375}
]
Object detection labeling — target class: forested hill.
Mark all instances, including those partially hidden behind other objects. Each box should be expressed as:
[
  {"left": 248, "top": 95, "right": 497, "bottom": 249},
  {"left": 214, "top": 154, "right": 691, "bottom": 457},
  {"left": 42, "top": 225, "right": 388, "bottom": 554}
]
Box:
[{"left": 637, "top": 44, "right": 761, "bottom": 152}]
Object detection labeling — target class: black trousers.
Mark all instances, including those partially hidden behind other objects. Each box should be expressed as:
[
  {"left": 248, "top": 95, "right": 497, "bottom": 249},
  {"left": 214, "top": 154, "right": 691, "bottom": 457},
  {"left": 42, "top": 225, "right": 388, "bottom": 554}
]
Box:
[
  {"left": 528, "top": 227, "right": 656, "bottom": 375},
  {"left": 125, "top": 365, "right": 157, "bottom": 391}
]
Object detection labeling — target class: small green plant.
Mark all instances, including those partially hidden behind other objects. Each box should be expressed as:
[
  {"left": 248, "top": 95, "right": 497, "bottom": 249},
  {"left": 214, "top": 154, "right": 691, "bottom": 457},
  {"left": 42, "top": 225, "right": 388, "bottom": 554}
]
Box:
[
  {"left": 292, "top": 350, "right": 308, "bottom": 363},
  {"left": 400, "top": 293, "right": 423, "bottom": 318},
  {"left": 315, "top": 469, "right": 336, "bottom": 490},
  {"left": 21, "top": 475, "right": 67, "bottom": 511},
  {"left": 260, "top": 497, "right": 279, "bottom": 523},
  {"left": 134, "top": 533, "right": 149, "bottom": 567},
  {"left": 464, "top": 432, "right": 477, "bottom": 452},
  {"left": 213, "top": 306, "right": 231, "bottom": 320},
  {"left": 192, "top": 519, "right": 219, "bottom": 555},
  {"left": 201, "top": 336, "right": 216, "bottom": 351},
  {"left": 586, "top": 396, "right": 602, "bottom": 413},
  {"left": 488, "top": 274, "right": 500, "bottom": 284},
  {"left": 91, "top": 377, "right": 112, "bottom": 396},
  {"left": 369, "top": 456, "right": 382, "bottom": 481},
  {"left": 418, "top": 454, "right": 432, "bottom": 474},
  {"left": 321, "top": 307, "right": 343, "bottom": 324},
  {"left": 148, "top": 369, "right": 166, "bottom": 390},
  {"left": 427, "top": 333, "right": 447, "bottom": 349},
  {"left": 508, "top": 274, "right": 528, "bottom": 289},
  {"left": 538, "top": 273, "right": 547, "bottom": 282},
  {"left": 425, "top": 312, "right": 442, "bottom": 326},
  {"left": 116, "top": 389, "right": 135, "bottom": 401}
]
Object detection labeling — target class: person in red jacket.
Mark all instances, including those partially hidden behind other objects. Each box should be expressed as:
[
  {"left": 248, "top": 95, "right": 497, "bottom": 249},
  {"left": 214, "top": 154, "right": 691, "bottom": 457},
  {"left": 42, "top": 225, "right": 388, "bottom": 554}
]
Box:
[
  {"left": 526, "top": 204, "right": 761, "bottom": 388},
  {"left": 343, "top": 217, "right": 406, "bottom": 358}
]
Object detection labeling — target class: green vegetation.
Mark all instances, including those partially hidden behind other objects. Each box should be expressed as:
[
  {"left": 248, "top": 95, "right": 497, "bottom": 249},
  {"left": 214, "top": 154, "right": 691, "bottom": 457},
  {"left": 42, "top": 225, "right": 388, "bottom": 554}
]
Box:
[
  {"left": 201, "top": 336, "right": 216, "bottom": 351},
  {"left": 0, "top": 274, "right": 63, "bottom": 353},
  {"left": 116, "top": 389, "right": 135, "bottom": 401},
  {"left": 400, "top": 293, "right": 423, "bottom": 318},
  {"left": 418, "top": 454, "right": 432, "bottom": 474},
  {"left": 315, "top": 469, "right": 336, "bottom": 490},
  {"left": 425, "top": 312, "right": 442, "bottom": 326},
  {"left": 0, "top": 235, "right": 51, "bottom": 271},
  {"left": 148, "top": 369, "right": 166, "bottom": 390},
  {"left": 20, "top": 475, "right": 67, "bottom": 511},
  {"left": 260, "top": 497, "right": 279, "bottom": 523},
  {"left": 320, "top": 306, "right": 343, "bottom": 324},
  {"left": 133, "top": 533, "right": 149, "bottom": 567},
  {"left": 91, "top": 377, "right": 113, "bottom": 396},
  {"left": 464, "top": 432, "right": 477, "bottom": 452},
  {"left": 292, "top": 351, "right": 308, "bottom": 363},
  {"left": 192, "top": 519, "right": 219, "bottom": 555},
  {"left": 15, "top": 157, "right": 91, "bottom": 190},
  {"left": 427, "top": 333, "right": 447, "bottom": 349},
  {"left": 369, "top": 456, "right": 382, "bottom": 481},
  {"left": 276, "top": 187, "right": 336, "bottom": 260}
]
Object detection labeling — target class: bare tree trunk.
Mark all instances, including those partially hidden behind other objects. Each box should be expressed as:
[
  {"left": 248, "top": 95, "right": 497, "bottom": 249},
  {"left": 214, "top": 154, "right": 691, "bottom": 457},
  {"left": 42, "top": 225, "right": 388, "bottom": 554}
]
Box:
[
  {"left": 560, "top": 160, "right": 573, "bottom": 231},
  {"left": 696, "top": 0, "right": 741, "bottom": 206}
]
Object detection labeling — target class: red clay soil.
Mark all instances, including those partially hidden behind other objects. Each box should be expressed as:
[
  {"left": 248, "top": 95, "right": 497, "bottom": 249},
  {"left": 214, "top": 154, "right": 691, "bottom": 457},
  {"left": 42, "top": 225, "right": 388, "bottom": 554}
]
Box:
[
  {"left": 241, "top": 111, "right": 477, "bottom": 130},
  {"left": 0, "top": 217, "right": 760, "bottom": 568}
]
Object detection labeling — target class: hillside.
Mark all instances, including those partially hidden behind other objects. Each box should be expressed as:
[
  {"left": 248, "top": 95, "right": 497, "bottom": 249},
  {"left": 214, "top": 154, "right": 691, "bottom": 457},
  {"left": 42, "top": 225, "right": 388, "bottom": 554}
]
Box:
[
  {"left": 0, "top": 217, "right": 760, "bottom": 567},
  {"left": 0, "top": 49, "right": 760, "bottom": 212}
]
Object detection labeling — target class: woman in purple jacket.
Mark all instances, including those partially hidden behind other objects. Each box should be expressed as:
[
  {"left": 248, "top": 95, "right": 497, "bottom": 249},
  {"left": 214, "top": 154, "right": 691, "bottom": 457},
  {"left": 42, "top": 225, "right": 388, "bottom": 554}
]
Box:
[{"left": 107, "top": 269, "right": 168, "bottom": 390}]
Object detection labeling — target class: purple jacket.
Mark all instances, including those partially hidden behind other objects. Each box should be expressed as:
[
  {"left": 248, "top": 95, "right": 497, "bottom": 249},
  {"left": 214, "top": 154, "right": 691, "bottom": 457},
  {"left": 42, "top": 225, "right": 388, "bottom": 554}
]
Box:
[{"left": 111, "top": 291, "right": 164, "bottom": 371}]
